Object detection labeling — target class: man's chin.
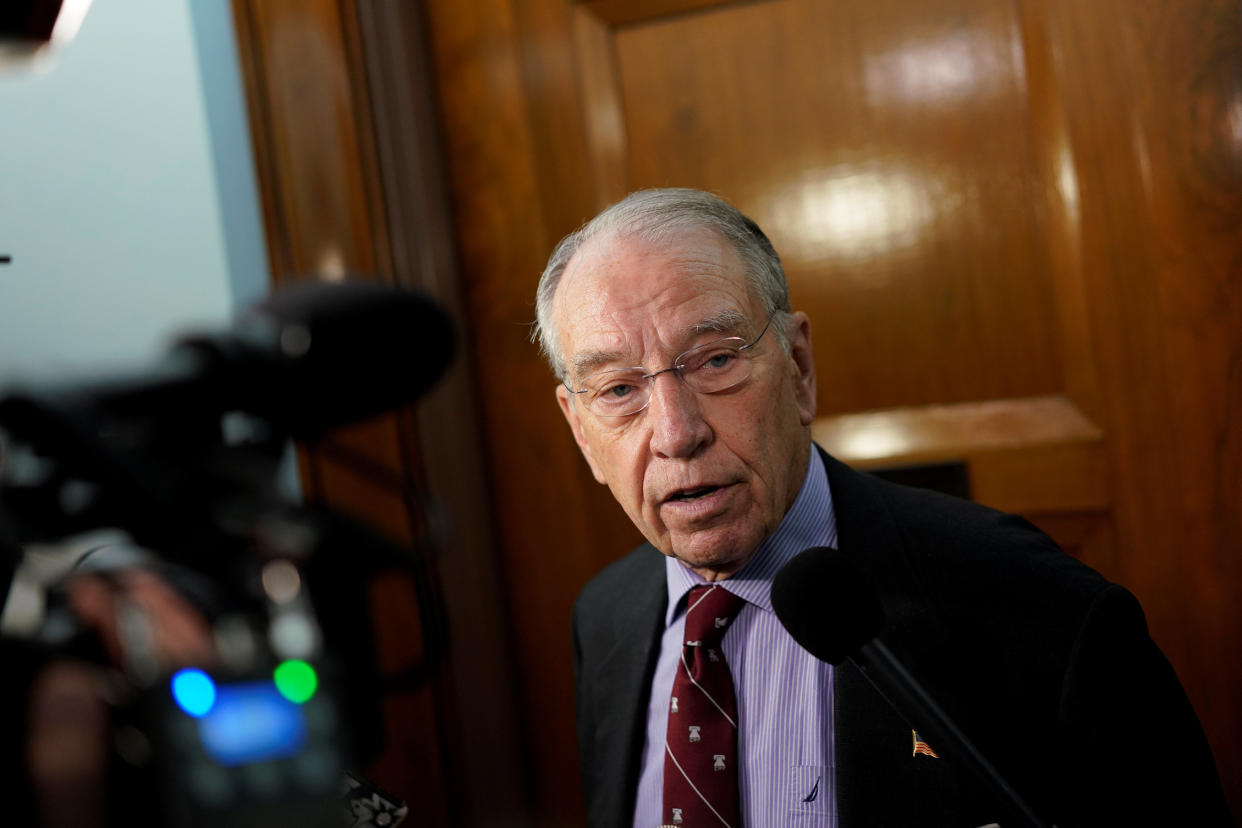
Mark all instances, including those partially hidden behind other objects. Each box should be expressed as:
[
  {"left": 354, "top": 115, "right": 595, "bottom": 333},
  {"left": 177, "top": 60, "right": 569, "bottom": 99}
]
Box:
[{"left": 663, "top": 529, "right": 759, "bottom": 580}]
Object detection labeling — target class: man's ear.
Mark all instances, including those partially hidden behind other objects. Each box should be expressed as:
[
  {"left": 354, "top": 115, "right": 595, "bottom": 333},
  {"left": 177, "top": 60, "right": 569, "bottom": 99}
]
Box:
[
  {"left": 786, "top": 311, "right": 817, "bottom": 426},
  {"left": 556, "top": 384, "right": 609, "bottom": 484}
]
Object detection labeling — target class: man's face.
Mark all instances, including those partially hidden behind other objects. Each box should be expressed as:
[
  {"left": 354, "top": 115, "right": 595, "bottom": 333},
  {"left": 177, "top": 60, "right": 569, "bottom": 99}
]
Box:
[{"left": 553, "top": 228, "right": 817, "bottom": 581}]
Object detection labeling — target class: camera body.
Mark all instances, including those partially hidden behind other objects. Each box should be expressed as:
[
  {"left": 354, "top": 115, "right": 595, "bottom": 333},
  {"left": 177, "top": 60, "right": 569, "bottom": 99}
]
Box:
[
  {"left": 0, "top": 280, "right": 449, "bottom": 826},
  {"left": 116, "top": 659, "right": 349, "bottom": 828}
]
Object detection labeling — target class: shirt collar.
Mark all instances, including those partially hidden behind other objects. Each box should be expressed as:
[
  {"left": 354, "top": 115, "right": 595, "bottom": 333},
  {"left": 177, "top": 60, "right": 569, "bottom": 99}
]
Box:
[{"left": 664, "top": 445, "right": 837, "bottom": 624}]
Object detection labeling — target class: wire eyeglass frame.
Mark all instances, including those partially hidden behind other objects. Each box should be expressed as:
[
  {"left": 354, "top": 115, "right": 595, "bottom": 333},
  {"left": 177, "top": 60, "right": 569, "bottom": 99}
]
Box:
[{"left": 564, "top": 317, "right": 774, "bottom": 418}]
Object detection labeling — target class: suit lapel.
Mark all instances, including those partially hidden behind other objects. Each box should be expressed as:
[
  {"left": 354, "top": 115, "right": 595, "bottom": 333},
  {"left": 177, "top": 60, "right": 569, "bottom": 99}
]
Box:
[
  {"left": 821, "top": 451, "right": 964, "bottom": 827},
  {"left": 583, "top": 547, "right": 667, "bottom": 828},
  {"left": 821, "top": 450, "right": 949, "bottom": 663}
]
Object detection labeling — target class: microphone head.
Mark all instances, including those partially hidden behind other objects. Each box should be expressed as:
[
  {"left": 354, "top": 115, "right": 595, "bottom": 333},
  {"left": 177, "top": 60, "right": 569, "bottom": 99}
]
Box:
[
  {"left": 182, "top": 279, "right": 457, "bottom": 435},
  {"left": 771, "top": 546, "right": 886, "bottom": 665}
]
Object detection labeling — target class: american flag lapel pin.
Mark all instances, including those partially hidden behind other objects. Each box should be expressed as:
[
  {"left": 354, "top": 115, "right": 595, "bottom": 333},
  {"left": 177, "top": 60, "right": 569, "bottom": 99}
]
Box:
[{"left": 912, "top": 730, "right": 939, "bottom": 758}]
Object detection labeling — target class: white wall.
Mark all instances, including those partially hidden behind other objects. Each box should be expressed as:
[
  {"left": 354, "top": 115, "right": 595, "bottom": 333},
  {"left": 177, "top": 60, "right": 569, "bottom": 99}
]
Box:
[{"left": 0, "top": 0, "right": 267, "bottom": 386}]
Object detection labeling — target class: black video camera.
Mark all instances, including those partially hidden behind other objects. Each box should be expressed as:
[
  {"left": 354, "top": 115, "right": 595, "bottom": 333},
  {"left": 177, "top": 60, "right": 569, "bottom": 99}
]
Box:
[{"left": 0, "top": 280, "right": 452, "bottom": 827}]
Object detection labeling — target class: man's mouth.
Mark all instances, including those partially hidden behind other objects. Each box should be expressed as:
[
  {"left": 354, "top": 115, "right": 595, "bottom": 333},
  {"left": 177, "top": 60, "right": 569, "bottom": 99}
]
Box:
[{"left": 667, "top": 485, "right": 722, "bottom": 502}]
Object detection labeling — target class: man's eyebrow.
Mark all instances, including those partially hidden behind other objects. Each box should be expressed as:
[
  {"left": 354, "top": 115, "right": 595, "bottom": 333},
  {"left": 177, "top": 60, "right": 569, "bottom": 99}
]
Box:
[
  {"left": 570, "top": 349, "right": 632, "bottom": 378},
  {"left": 690, "top": 309, "right": 749, "bottom": 337}
]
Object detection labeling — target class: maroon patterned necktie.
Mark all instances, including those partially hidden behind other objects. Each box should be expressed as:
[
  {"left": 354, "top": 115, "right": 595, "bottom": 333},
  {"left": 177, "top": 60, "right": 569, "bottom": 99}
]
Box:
[{"left": 662, "top": 583, "right": 747, "bottom": 827}]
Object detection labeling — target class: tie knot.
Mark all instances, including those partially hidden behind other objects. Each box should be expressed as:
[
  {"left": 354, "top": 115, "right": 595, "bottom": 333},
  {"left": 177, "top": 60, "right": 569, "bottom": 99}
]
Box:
[{"left": 683, "top": 584, "right": 746, "bottom": 646}]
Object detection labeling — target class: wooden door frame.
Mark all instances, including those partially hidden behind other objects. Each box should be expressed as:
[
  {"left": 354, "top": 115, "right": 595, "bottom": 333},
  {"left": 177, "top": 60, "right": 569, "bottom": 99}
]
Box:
[{"left": 230, "top": 0, "right": 530, "bottom": 822}]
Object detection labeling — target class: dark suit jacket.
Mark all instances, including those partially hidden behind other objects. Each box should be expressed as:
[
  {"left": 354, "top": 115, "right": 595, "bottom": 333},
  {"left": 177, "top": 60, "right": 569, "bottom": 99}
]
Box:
[{"left": 572, "top": 449, "right": 1232, "bottom": 827}]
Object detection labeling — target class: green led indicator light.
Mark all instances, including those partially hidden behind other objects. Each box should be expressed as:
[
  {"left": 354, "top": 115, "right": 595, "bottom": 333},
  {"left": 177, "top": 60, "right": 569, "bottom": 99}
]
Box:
[{"left": 273, "top": 659, "right": 318, "bottom": 704}]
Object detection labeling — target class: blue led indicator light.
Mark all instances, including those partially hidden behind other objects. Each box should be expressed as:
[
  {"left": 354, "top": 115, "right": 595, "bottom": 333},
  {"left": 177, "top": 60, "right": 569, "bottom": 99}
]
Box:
[
  {"left": 197, "top": 682, "right": 307, "bottom": 765},
  {"left": 171, "top": 668, "right": 217, "bottom": 718}
]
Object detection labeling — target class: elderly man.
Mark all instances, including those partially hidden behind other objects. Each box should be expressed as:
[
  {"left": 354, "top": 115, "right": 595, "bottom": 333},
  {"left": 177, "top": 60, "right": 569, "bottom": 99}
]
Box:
[{"left": 534, "top": 188, "right": 1229, "bottom": 828}]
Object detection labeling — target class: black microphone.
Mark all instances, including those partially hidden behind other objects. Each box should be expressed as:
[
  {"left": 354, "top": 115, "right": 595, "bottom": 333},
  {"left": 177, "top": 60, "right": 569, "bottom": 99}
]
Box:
[
  {"left": 0, "top": 279, "right": 456, "bottom": 438},
  {"left": 771, "top": 546, "right": 1051, "bottom": 828}
]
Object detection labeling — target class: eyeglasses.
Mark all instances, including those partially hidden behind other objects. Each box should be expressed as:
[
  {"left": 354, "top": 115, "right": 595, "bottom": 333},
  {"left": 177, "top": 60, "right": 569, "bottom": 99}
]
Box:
[{"left": 565, "top": 318, "right": 773, "bottom": 418}]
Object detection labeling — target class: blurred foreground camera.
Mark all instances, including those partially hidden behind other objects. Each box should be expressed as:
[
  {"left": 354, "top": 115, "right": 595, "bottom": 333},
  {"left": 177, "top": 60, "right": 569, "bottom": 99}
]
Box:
[{"left": 0, "top": 279, "right": 452, "bottom": 827}]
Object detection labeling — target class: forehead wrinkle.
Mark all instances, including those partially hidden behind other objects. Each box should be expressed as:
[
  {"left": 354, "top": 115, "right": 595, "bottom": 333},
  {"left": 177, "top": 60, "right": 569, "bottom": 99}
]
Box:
[{"left": 569, "top": 307, "right": 754, "bottom": 382}]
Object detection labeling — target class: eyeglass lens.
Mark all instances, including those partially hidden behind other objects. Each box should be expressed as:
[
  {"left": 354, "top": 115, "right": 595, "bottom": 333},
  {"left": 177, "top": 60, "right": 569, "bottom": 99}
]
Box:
[{"left": 582, "top": 337, "right": 752, "bottom": 417}]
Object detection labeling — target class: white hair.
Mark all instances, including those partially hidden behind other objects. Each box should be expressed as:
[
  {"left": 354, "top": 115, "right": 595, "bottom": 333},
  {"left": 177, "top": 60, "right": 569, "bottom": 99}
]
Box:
[{"left": 532, "top": 188, "right": 792, "bottom": 381}]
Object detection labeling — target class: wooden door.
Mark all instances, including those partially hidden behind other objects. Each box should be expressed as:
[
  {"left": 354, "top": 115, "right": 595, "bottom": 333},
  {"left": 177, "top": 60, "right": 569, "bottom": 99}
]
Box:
[{"left": 425, "top": 0, "right": 1242, "bottom": 824}]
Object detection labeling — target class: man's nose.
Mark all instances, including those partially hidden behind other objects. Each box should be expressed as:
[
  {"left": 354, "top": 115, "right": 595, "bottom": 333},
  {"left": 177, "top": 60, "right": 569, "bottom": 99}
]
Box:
[{"left": 646, "top": 371, "right": 711, "bottom": 458}]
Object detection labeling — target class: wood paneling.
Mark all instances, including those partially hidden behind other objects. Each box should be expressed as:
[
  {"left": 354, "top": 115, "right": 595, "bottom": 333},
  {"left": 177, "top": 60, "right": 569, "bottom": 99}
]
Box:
[
  {"left": 1031, "top": 0, "right": 1242, "bottom": 802},
  {"left": 812, "top": 395, "right": 1103, "bottom": 469},
  {"left": 578, "top": 0, "right": 748, "bottom": 27},
  {"left": 234, "top": 0, "right": 383, "bottom": 280}
]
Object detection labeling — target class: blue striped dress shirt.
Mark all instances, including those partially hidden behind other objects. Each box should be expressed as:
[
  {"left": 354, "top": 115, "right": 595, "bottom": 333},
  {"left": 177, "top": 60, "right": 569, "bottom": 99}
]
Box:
[{"left": 632, "top": 449, "right": 839, "bottom": 828}]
